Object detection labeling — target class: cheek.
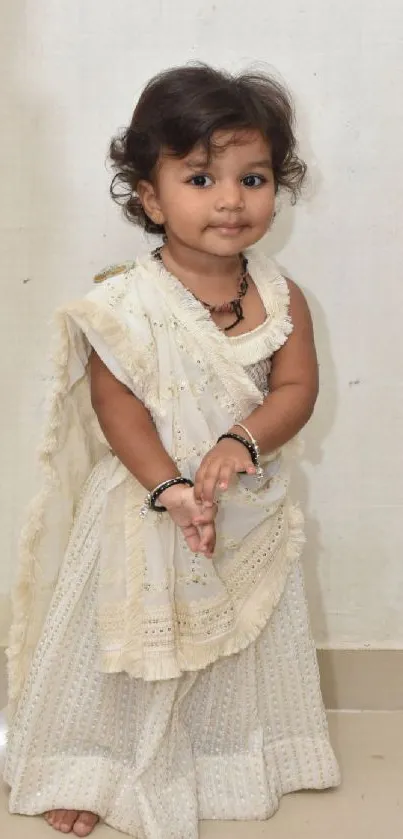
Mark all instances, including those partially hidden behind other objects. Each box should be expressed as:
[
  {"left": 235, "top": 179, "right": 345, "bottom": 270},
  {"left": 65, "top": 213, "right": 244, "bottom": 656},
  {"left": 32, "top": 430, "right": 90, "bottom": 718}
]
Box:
[
  {"left": 162, "top": 186, "right": 209, "bottom": 224},
  {"left": 250, "top": 188, "right": 275, "bottom": 220}
]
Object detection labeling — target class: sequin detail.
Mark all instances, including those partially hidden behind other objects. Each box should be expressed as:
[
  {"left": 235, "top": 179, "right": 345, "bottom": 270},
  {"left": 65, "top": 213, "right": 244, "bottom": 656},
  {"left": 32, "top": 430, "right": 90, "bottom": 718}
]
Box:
[{"left": 5, "top": 554, "right": 339, "bottom": 837}]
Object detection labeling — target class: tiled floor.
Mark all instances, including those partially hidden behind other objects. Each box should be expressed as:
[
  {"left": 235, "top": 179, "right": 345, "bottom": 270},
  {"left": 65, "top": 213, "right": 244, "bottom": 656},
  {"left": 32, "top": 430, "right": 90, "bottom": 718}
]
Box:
[{"left": 1, "top": 711, "right": 401, "bottom": 839}]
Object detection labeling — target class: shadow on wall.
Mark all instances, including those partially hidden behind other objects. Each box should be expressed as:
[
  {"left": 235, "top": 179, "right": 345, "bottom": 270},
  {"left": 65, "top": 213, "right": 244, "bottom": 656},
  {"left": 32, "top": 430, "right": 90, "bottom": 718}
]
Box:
[{"left": 296, "top": 290, "right": 338, "bottom": 646}]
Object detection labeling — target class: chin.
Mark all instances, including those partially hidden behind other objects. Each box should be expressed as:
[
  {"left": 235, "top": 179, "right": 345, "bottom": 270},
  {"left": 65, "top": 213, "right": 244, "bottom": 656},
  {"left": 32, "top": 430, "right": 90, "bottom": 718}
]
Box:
[
  {"left": 206, "top": 231, "right": 260, "bottom": 255},
  {"left": 206, "top": 242, "right": 245, "bottom": 257}
]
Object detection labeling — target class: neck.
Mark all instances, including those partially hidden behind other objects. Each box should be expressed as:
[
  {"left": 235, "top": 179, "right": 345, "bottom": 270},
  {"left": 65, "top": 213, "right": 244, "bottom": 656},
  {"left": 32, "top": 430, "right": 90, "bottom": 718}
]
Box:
[{"left": 160, "top": 239, "right": 242, "bottom": 298}]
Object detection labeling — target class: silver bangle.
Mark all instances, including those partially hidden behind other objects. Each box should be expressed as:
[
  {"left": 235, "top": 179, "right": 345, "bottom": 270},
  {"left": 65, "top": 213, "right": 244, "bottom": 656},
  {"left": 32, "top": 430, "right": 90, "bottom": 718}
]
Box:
[{"left": 233, "top": 423, "right": 264, "bottom": 481}]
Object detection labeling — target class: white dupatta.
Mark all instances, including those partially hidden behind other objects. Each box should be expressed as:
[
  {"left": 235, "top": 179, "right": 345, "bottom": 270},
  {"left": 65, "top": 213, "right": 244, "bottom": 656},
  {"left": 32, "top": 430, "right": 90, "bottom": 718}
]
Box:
[{"left": 7, "top": 250, "right": 304, "bottom": 709}]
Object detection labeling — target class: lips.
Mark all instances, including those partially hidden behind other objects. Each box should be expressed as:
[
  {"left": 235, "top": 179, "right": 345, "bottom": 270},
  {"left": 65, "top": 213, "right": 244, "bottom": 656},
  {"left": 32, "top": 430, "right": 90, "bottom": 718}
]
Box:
[
  {"left": 210, "top": 224, "right": 246, "bottom": 235},
  {"left": 211, "top": 223, "right": 245, "bottom": 229}
]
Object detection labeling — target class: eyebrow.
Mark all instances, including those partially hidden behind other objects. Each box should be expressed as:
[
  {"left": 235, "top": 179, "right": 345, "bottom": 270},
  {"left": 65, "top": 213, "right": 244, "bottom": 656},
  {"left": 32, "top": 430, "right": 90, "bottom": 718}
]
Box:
[
  {"left": 244, "top": 159, "right": 273, "bottom": 168},
  {"left": 183, "top": 157, "right": 273, "bottom": 170},
  {"left": 184, "top": 159, "right": 209, "bottom": 170}
]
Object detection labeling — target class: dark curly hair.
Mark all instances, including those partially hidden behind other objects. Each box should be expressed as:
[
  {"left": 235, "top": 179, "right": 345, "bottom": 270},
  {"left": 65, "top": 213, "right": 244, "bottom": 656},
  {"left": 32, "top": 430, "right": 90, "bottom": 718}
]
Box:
[{"left": 109, "top": 63, "right": 307, "bottom": 235}]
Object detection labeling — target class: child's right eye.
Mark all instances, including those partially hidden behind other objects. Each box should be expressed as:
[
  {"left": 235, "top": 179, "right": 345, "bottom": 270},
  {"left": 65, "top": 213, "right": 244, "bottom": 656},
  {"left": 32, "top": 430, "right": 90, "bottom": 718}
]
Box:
[{"left": 188, "top": 174, "right": 213, "bottom": 188}]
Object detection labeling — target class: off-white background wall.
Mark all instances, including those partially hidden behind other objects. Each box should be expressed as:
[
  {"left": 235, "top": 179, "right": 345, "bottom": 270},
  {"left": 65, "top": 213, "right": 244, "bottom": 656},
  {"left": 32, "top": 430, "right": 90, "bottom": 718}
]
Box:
[{"left": 1, "top": 0, "right": 402, "bottom": 647}]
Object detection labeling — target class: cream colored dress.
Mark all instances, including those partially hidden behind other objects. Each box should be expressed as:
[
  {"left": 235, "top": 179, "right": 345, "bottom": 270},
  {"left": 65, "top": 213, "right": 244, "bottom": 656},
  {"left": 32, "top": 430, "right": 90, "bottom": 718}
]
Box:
[{"left": 4, "top": 257, "right": 340, "bottom": 838}]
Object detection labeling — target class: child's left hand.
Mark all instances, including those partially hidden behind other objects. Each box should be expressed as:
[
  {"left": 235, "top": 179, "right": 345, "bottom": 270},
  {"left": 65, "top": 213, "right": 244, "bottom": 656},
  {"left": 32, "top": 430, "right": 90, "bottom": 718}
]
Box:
[{"left": 194, "top": 437, "right": 256, "bottom": 507}]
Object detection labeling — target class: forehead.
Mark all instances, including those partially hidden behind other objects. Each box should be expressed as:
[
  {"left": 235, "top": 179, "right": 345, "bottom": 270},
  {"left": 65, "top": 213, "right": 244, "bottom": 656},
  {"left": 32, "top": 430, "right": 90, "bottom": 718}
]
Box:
[
  {"left": 205, "top": 128, "right": 271, "bottom": 159},
  {"left": 162, "top": 129, "right": 271, "bottom": 171}
]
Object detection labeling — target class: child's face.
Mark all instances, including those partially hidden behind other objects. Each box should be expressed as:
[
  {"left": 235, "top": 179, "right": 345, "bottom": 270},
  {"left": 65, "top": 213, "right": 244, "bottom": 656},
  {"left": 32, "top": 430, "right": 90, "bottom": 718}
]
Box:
[{"left": 139, "top": 129, "right": 275, "bottom": 256}]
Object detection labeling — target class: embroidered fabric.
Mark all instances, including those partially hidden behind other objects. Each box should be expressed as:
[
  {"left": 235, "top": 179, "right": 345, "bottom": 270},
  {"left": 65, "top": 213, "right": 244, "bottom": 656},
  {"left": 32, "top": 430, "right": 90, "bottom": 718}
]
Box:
[
  {"left": 4, "top": 274, "right": 340, "bottom": 834},
  {"left": 244, "top": 357, "right": 271, "bottom": 395},
  {"left": 7, "top": 250, "right": 299, "bottom": 706},
  {"left": 4, "top": 478, "right": 340, "bottom": 835}
]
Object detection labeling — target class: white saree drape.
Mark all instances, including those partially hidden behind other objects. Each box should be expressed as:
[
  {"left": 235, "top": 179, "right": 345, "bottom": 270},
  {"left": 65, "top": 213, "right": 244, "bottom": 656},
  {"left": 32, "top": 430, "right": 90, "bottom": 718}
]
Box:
[
  {"left": 7, "top": 250, "right": 304, "bottom": 705},
  {"left": 4, "top": 250, "right": 340, "bottom": 837}
]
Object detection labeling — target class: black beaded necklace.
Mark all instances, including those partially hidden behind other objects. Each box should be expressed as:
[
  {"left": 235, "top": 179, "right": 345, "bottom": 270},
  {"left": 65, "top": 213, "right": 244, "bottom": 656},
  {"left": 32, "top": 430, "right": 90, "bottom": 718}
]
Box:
[{"left": 153, "top": 247, "right": 249, "bottom": 332}]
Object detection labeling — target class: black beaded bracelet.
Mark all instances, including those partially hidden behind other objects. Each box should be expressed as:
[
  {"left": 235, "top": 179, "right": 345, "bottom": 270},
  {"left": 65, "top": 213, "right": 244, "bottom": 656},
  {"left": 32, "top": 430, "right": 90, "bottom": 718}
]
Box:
[
  {"left": 216, "top": 432, "right": 259, "bottom": 468},
  {"left": 144, "top": 477, "right": 194, "bottom": 515}
]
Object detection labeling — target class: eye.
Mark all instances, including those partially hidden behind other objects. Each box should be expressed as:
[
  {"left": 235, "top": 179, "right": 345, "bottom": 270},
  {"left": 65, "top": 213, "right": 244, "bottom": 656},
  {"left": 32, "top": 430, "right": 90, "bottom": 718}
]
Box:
[
  {"left": 188, "top": 174, "right": 213, "bottom": 188},
  {"left": 242, "top": 174, "right": 267, "bottom": 188}
]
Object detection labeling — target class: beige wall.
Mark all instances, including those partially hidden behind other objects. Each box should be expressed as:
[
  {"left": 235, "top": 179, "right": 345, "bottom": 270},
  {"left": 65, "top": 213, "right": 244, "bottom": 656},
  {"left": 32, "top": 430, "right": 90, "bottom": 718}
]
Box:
[{"left": 1, "top": 0, "right": 402, "bottom": 647}]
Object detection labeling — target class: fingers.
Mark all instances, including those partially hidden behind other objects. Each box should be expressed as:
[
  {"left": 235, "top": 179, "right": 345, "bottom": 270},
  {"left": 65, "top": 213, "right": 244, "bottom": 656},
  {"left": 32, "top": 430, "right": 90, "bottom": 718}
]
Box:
[
  {"left": 193, "top": 502, "right": 218, "bottom": 526},
  {"left": 199, "top": 462, "right": 237, "bottom": 506},
  {"left": 181, "top": 522, "right": 216, "bottom": 558},
  {"left": 194, "top": 466, "right": 207, "bottom": 504},
  {"left": 195, "top": 458, "right": 256, "bottom": 506},
  {"left": 182, "top": 524, "right": 203, "bottom": 553},
  {"left": 197, "top": 523, "right": 216, "bottom": 557},
  {"left": 196, "top": 465, "right": 222, "bottom": 506},
  {"left": 215, "top": 462, "right": 237, "bottom": 492},
  {"left": 194, "top": 461, "right": 221, "bottom": 505}
]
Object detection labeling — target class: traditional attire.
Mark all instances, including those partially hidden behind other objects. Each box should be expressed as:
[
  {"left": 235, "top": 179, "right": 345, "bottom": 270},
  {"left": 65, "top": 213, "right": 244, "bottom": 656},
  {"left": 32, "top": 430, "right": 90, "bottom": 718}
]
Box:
[{"left": 4, "top": 251, "right": 339, "bottom": 838}]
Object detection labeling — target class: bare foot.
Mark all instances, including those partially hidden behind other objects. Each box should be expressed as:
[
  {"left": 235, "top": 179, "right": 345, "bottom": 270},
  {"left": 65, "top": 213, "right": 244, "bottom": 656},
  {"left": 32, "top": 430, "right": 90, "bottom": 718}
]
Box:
[{"left": 44, "top": 810, "right": 99, "bottom": 835}]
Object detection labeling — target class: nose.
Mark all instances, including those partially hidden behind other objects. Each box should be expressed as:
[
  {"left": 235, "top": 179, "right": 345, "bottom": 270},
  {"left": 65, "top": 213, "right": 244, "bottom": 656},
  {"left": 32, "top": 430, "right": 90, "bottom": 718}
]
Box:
[{"left": 215, "top": 180, "right": 244, "bottom": 212}]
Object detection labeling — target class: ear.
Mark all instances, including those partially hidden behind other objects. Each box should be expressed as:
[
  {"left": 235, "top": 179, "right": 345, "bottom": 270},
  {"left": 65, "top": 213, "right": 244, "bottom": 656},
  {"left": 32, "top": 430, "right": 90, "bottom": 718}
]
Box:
[{"left": 137, "top": 180, "right": 165, "bottom": 226}]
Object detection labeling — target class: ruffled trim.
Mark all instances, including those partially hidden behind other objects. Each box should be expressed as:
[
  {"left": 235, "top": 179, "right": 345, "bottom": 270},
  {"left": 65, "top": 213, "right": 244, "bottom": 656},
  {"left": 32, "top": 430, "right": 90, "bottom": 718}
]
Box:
[
  {"left": 98, "top": 504, "right": 305, "bottom": 681},
  {"left": 7, "top": 315, "right": 73, "bottom": 710},
  {"left": 135, "top": 254, "right": 266, "bottom": 419},
  {"left": 228, "top": 251, "right": 294, "bottom": 365},
  {"left": 137, "top": 249, "right": 294, "bottom": 369},
  {"left": 65, "top": 299, "right": 161, "bottom": 418},
  {"left": 7, "top": 295, "right": 160, "bottom": 713}
]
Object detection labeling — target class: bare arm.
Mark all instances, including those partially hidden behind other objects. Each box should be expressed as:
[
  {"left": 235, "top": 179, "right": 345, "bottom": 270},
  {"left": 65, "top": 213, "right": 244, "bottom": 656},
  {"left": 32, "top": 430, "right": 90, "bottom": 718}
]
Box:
[
  {"left": 229, "top": 279, "right": 319, "bottom": 451},
  {"left": 89, "top": 350, "right": 180, "bottom": 490},
  {"left": 89, "top": 350, "right": 217, "bottom": 556},
  {"left": 194, "top": 280, "right": 318, "bottom": 504}
]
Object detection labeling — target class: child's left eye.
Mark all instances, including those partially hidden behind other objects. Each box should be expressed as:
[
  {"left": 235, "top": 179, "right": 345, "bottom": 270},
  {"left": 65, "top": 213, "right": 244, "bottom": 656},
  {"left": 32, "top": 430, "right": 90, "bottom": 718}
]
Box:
[
  {"left": 242, "top": 174, "right": 267, "bottom": 187},
  {"left": 189, "top": 174, "right": 213, "bottom": 187}
]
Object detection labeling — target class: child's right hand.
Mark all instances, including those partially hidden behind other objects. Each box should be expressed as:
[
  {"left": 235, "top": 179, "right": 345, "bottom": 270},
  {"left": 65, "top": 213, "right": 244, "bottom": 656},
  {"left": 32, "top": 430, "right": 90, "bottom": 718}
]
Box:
[{"left": 159, "top": 485, "right": 217, "bottom": 558}]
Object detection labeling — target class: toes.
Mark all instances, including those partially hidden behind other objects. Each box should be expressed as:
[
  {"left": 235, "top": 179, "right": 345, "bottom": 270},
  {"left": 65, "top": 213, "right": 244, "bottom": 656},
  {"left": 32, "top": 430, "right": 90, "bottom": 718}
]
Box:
[
  {"left": 60, "top": 811, "right": 79, "bottom": 833},
  {"left": 73, "top": 812, "right": 99, "bottom": 837},
  {"left": 45, "top": 810, "right": 78, "bottom": 832},
  {"left": 49, "top": 810, "right": 65, "bottom": 828},
  {"left": 43, "top": 809, "right": 98, "bottom": 835}
]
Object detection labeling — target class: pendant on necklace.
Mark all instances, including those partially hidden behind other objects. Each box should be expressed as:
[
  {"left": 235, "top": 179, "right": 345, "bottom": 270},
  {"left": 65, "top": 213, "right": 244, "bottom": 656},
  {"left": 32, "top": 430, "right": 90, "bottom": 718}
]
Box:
[
  {"left": 152, "top": 247, "right": 249, "bottom": 332},
  {"left": 224, "top": 300, "right": 245, "bottom": 332}
]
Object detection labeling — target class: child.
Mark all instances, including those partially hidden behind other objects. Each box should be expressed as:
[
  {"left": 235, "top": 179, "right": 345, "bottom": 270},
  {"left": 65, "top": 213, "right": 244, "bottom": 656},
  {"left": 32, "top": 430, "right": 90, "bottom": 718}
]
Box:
[{"left": 4, "top": 63, "right": 340, "bottom": 837}]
